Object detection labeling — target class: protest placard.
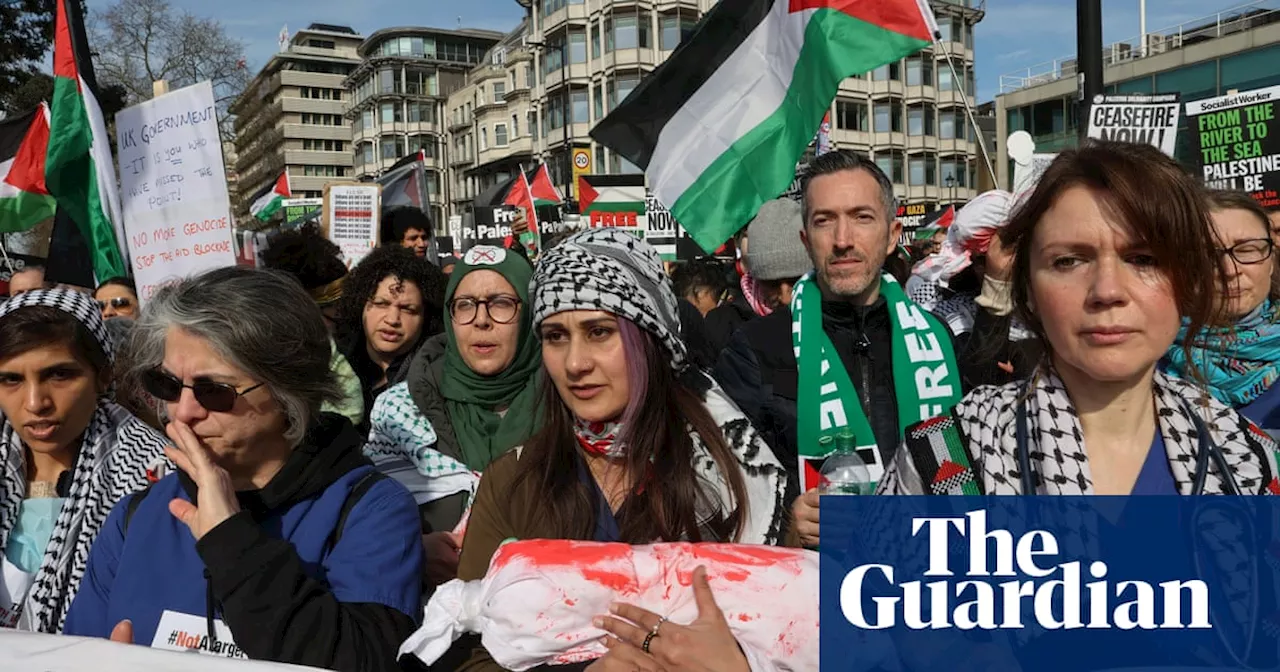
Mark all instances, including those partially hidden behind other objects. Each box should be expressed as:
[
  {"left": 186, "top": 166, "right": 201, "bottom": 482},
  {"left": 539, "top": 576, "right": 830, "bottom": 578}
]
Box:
[
  {"left": 1186, "top": 85, "right": 1280, "bottom": 209},
  {"left": 282, "top": 198, "right": 322, "bottom": 228},
  {"left": 644, "top": 190, "right": 679, "bottom": 261},
  {"left": 578, "top": 175, "right": 647, "bottom": 242},
  {"left": 115, "top": 81, "right": 235, "bottom": 301},
  {"left": 1086, "top": 93, "right": 1181, "bottom": 156},
  {"left": 322, "top": 183, "right": 381, "bottom": 268}
]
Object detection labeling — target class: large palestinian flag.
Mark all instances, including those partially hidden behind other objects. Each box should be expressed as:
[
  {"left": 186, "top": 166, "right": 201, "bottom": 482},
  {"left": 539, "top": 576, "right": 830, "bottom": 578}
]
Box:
[
  {"left": 45, "top": 0, "right": 128, "bottom": 280},
  {"left": 591, "top": 0, "right": 937, "bottom": 253},
  {"left": 0, "top": 104, "right": 57, "bottom": 233}
]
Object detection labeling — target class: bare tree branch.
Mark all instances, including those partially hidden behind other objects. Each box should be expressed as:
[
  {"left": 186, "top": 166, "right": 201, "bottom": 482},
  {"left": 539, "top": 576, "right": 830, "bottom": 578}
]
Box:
[{"left": 90, "top": 0, "right": 250, "bottom": 142}]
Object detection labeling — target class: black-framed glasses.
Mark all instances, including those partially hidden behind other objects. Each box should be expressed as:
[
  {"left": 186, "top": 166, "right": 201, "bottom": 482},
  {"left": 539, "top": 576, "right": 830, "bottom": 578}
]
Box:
[
  {"left": 95, "top": 297, "right": 133, "bottom": 310},
  {"left": 140, "top": 369, "right": 265, "bottom": 412},
  {"left": 1218, "top": 238, "right": 1274, "bottom": 266},
  {"left": 449, "top": 295, "right": 520, "bottom": 325}
]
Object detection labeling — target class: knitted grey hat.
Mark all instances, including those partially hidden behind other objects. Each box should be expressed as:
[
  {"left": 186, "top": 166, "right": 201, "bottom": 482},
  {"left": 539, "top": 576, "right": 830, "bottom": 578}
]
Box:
[
  {"left": 745, "top": 199, "right": 813, "bottom": 281},
  {"left": 532, "top": 228, "right": 687, "bottom": 371}
]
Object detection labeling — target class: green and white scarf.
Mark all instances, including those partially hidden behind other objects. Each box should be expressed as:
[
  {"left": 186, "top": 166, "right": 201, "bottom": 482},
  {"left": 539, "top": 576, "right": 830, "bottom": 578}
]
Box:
[{"left": 791, "top": 272, "right": 961, "bottom": 490}]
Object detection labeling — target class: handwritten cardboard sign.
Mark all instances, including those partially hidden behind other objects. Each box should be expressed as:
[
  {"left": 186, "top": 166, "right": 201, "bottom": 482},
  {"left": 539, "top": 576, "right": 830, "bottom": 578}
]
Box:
[{"left": 116, "top": 80, "right": 235, "bottom": 301}]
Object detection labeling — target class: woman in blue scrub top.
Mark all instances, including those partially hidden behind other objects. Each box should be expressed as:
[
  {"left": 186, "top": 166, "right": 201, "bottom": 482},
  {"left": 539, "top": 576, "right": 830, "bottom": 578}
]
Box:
[
  {"left": 879, "top": 142, "right": 1280, "bottom": 497},
  {"left": 1166, "top": 189, "right": 1280, "bottom": 435}
]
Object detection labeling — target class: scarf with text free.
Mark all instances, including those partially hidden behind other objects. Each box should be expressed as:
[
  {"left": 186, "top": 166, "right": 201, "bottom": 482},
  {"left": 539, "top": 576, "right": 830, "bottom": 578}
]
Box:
[{"left": 791, "top": 272, "right": 961, "bottom": 490}]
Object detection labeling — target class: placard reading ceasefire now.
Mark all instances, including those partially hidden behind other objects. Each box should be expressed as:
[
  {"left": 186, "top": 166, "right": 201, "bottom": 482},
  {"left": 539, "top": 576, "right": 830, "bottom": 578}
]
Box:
[
  {"left": 115, "top": 80, "right": 236, "bottom": 300},
  {"left": 1187, "top": 85, "right": 1280, "bottom": 209}
]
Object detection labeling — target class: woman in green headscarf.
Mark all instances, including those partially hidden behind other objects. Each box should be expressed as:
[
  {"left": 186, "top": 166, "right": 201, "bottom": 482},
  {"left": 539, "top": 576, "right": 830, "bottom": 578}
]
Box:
[{"left": 365, "top": 244, "right": 541, "bottom": 541}]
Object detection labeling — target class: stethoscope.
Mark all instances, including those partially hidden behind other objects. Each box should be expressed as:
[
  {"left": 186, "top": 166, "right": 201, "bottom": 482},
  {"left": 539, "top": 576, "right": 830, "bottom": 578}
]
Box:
[{"left": 1014, "top": 391, "right": 1265, "bottom": 668}]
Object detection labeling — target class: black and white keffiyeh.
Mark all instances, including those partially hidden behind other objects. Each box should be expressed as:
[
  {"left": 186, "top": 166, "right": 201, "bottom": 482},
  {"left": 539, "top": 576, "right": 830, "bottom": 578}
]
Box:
[
  {"left": 881, "top": 367, "right": 1280, "bottom": 495},
  {"left": 695, "top": 383, "right": 788, "bottom": 545},
  {"left": 0, "top": 289, "right": 168, "bottom": 632},
  {"left": 531, "top": 228, "right": 687, "bottom": 371}
]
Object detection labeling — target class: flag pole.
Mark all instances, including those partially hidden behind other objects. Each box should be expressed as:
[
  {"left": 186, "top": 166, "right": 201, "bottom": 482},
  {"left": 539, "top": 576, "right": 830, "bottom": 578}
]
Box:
[
  {"left": 934, "top": 35, "right": 998, "bottom": 190},
  {"left": 0, "top": 235, "right": 16, "bottom": 276}
]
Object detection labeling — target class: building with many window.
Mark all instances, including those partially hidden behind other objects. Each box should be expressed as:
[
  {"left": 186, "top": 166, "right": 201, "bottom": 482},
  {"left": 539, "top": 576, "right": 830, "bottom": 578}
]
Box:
[
  {"left": 445, "top": 20, "right": 538, "bottom": 215},
  {"left": 230, "top": 24, "right": 364, "bottom": 222},
  {"left": 994, "top": 1, "right": 1280, "bottom": 189},
  {"left": 825, "top": 1, "right": 984, "bottom": 209},
  {"left": 346, "top": 26, "right": 503, "bottom": 225},
  {"left": 434, "top": 0, "right": 984, "bottom": 219}
]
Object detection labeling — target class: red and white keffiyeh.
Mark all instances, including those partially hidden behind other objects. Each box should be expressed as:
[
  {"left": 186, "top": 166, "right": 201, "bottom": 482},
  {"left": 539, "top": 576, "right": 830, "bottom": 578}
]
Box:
[{"left": 400, "top": 540, "right": 819, "bottom": 671}]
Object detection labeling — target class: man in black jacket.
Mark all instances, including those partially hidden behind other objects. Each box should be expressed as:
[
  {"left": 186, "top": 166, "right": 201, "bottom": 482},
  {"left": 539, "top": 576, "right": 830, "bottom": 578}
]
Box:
[{"left": 716, "top": 151, "right": 961, "bottom": 547}]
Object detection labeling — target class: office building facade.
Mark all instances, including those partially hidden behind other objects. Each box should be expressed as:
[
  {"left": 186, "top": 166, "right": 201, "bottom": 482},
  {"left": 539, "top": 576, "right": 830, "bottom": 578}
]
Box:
[
  {"left": 230, "top": 24, "right": 364, "bottom": 222},
  {"left": 347, "top": 27, "right": 504, "bottom": 226}
]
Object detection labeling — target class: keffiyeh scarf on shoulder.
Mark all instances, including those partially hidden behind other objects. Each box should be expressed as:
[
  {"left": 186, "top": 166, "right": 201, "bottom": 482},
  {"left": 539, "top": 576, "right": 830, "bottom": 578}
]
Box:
[
  {"left": 689, "top": 383, "right": 788, "bottom": 545},
  {"left": 880, "top": 368, "right": 1280, "bottom": 495},
  {"left": 0, "top": 289, "right": 168, "bottom": 632}
]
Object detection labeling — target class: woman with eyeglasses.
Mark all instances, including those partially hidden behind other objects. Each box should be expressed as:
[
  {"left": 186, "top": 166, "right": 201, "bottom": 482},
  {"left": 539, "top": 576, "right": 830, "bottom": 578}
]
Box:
[
  {"left": 0, "top": 289, "right": 167, "bottom": 633},
  {"left": 92, "top": 277, "right": 138, "bottom": 320},
  {"left": 879, "top": 142, "right": 1280, "bottom": 498},
  {"left": 365, "top": 245, "right": 541, "bottom": 585},
  {"left": 1165, "top": 189, "right": 1280, "bottom": 432},
  {"left": 63, "top": 267, "right": 424, "bottom": 672}
]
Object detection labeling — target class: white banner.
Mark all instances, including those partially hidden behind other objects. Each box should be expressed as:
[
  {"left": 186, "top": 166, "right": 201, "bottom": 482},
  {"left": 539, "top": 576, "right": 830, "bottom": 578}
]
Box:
[
  {"left": 1086, "top": 93, "right": 1181, "bottom": 157},
  {"left": 115, "top": 80, "right": 235, "bottom": 301},
  {"left": 324, "top": 183, "right": 381, "bottom": 268}
]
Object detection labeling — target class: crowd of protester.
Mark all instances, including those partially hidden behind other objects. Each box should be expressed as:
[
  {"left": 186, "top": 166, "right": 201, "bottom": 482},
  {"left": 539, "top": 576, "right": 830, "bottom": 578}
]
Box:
[{"left": 1, "top": 142, "right": 1279, "bottom": 671}]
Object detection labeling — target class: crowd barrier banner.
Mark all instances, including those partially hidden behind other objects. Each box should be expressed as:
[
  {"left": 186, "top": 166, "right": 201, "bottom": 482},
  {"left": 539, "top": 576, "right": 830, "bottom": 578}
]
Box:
[{"left": 115, "top": 80, "right": 235, "bottom": 302}]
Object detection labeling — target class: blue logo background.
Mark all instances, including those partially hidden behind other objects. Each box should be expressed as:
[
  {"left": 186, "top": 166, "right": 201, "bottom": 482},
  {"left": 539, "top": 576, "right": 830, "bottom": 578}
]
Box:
[{"left": 819, "top": 496, "right": 1280, "bottom": 672}]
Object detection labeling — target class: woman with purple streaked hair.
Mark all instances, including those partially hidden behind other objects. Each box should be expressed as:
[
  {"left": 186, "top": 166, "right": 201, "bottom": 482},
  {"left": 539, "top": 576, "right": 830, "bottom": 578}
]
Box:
[{"left": 444, "top": 228, "right": 789, "bottom": 672}]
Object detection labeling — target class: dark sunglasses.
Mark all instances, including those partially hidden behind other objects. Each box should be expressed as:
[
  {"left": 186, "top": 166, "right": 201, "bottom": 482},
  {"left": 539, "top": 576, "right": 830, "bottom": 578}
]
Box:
[
  {"left": 95, "top": 296, "right": 133, "bottom": 310},
  {"left": 140, "top": 369, "right": 265, "bottom": 412}
]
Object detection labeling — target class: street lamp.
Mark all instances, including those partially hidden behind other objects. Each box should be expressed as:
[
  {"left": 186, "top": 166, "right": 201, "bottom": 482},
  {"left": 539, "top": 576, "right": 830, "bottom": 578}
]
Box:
[{"left": 944, "top": 174, "right": 956, "bottom": 207}]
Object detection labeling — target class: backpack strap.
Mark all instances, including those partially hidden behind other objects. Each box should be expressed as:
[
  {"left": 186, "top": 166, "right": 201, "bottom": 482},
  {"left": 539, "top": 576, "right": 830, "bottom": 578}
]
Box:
[
  {"left": 328, "top": 469, "right": 389, "bottom": 549},
  {"left": 902, "top": 412, "right": 984, "bottom": 496},
  {"left": 123, "top": 484, "right": 154, "bottom": 536}
]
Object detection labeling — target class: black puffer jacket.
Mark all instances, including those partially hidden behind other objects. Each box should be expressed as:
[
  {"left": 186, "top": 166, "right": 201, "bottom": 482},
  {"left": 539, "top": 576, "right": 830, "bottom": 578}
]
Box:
[{"left": 715, "top": 295, "right": 929, "bottom": 494}]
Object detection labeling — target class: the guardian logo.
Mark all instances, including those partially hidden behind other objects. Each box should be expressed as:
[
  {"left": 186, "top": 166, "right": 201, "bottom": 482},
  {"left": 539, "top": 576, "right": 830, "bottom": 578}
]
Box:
[{"left": 841, "top": 510, "right": 1211, "bottom": 631}]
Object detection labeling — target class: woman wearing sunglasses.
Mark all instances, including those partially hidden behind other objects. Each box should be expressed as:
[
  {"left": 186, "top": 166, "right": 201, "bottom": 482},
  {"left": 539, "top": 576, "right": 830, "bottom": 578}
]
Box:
[
  {"left": 365, "top": 245, "right": 540, "bottom": 585},
  {"left": 0, "top": 289, "right": 167, "bottom": 633},
  {"left": 63, "top": 267, "right": 424, "bottom": 672},
  {"left": 92, "top": 277, "right": 138, "bottom": 320},
  {"left": 1165, "top": 190, "right": 1280, "bottom": 433}
]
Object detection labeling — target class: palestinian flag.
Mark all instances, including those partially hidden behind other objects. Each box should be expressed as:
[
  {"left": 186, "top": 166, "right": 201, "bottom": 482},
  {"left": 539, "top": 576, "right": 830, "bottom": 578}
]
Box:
[
  {"left": 0, "top": 104, "right": 57, "bottom": 234},
  {"left": 250, "top": 172, "right": 291, "bottom": 222},
  {"left": 578, "top": 175, "right": 646, "bottom": 230},
  {"left": 46, "top": 0, "right": 128, "bottom": 280},
  {"left": 379, "top": 150, "right": 429, "bottom": 211},
  {"left": 527, "top": 163, "right": 563, "bottom": 206},
  {"left": 591, "top": 0, "right": 937, "bottom": 254},
  {"left": 503, "top": 168, "right": 539, "bottom": 231}
]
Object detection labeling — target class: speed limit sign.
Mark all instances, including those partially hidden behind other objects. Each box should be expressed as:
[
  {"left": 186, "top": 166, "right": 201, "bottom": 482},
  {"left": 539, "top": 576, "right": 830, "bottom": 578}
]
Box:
[{"left": 573, "top": 149, "right": 591, "bottom": 171}]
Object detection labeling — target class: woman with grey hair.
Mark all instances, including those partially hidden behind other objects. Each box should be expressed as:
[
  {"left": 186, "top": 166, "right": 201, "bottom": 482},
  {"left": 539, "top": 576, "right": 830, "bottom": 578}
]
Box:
[{"left": 63, "top": 267, "right": 424, "bottom": 672}]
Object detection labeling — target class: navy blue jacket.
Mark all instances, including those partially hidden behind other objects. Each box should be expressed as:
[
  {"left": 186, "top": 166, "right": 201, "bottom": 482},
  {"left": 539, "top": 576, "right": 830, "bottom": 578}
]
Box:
[{"left": 64, "top": 414, "right": 423, "bottom": 672}]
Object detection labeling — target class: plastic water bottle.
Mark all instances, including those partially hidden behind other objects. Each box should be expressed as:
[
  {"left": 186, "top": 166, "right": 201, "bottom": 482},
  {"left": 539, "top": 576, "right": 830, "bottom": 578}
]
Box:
[{"left": 819, "top": 432, "right": 873, "bottom": 495}]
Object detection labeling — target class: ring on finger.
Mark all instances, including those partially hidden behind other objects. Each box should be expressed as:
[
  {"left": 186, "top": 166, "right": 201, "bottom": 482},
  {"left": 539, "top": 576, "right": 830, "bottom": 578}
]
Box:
[
  {"left": 642, "top": 631, "right": 659, "bottom": 654},
  {"left": 650, "top": 616, "right": 666, "bottom": 636}
]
